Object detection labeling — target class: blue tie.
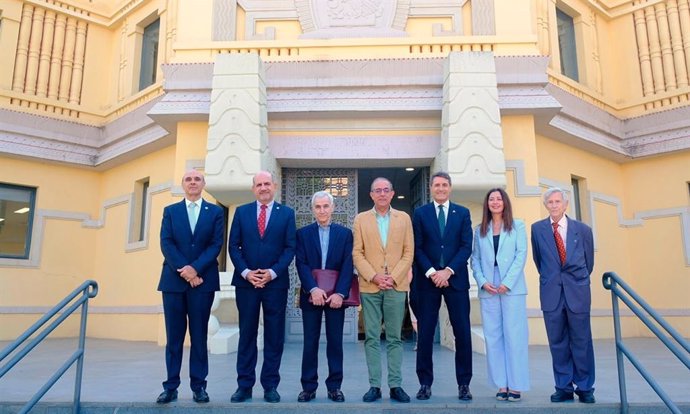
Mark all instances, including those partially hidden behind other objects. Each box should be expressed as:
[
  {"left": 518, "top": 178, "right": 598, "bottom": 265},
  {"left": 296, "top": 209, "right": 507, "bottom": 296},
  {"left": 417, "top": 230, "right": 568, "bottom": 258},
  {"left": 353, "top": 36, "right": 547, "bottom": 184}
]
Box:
[
  {"left": 188, "top": 202, "right": 197, "bottom": 234},
  {"left": 438, "top": 205, "right": 446, "bottom": 235},
  {"left": 438, "top": 205, "right": 446, "bottom": 267}
]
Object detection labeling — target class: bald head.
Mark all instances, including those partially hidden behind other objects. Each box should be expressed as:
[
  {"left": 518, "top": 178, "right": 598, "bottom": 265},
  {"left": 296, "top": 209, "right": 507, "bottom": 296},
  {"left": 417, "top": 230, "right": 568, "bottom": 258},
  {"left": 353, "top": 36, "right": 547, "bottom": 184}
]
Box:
[
  {"left": 252, "top": 171, "right": 277, "bottom": 204},
  {"left": 181, "top": 170, "right": 205, "bottom": 201}
]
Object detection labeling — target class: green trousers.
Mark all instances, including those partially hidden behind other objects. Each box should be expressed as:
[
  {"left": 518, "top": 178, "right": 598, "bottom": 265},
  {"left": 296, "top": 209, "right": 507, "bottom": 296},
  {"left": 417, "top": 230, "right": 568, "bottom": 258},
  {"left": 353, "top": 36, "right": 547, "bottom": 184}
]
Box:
[{"left": 361, "top": 289, "right": 407, "bottom": 388}]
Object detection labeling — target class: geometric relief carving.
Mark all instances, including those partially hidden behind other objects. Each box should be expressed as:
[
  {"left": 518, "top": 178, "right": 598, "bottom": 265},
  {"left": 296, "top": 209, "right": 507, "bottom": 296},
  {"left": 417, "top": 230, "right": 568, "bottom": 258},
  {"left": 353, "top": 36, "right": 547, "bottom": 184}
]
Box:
[
  {"left": 441, "top": 52, "right": 506, "bottom": 197},
  {"left": 471, "top": 0, "right": 496, "bottom": 35},
  {"left": 0, "top": 183, "right": 173, "bottom": 268},
  {"left": 506, "top": 161, "right": 690, "bottom": 266},
  {"left": 213, "top": 0, "right": 237, "bottom": 41},
  {"left": 205, "top": 53, "right": 278, "bottom": 206},
  {"left": 296, "top": 0, "right": 409, "bottom": 38}
]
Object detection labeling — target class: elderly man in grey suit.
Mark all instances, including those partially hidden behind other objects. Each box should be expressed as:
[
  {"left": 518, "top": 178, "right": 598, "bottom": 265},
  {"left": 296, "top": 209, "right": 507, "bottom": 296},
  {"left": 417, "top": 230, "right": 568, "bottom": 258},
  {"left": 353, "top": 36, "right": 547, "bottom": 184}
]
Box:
[{"left": 531, "top": 187, "right": 595, "bottom": 404}]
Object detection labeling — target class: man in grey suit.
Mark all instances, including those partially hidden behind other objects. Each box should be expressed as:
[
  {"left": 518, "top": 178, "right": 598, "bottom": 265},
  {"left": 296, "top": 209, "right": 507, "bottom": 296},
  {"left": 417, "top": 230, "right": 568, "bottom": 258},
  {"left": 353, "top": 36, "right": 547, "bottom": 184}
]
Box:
[{"left": 531, "top": 187, "right": 595, "bottom": 404}]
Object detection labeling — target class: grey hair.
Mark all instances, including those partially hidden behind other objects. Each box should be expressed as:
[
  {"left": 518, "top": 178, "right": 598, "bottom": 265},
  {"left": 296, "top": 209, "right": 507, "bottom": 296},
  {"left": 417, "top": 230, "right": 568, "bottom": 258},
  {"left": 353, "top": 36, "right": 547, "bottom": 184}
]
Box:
[
  {"left": 542, "top": 187, "right": 570, "bottom": 204},
  {"left": 311, "top": 191, "right": 334, "bottom": 207},
  {"left": 370, "top": 177, "right": 393, "bottom": 192}
]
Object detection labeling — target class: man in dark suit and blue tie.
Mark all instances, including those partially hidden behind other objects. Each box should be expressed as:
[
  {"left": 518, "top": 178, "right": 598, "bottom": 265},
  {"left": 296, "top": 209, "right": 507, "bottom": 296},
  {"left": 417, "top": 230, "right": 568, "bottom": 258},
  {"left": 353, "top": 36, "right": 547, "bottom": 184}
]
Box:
[
  {"left": 531, "top": 187, "right": 595, "bottom": 404},
  {"left": 229, "top": 170, "right": 296, "bottom": 403},
  {"left": 295, "top": 191, "right": 353, "bottom": 403},
  {"left": 156, "top": 170, "right": 225, "bottom": 404},
  {"left": 412, "top": 171, "right": 474, "bottom": 401}
]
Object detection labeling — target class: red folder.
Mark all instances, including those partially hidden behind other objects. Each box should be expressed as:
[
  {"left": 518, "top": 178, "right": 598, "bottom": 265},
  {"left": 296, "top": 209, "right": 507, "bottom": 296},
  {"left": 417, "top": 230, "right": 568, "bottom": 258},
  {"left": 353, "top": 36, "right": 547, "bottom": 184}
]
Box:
[{"left": 310, "top": 269, "right": 360, "bottom": 307}]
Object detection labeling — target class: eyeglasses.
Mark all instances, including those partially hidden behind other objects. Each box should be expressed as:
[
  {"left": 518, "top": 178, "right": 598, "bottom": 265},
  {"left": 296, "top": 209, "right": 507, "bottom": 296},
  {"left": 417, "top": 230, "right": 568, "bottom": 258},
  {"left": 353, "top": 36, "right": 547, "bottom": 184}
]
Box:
[{"left": 372, "top": 188, "right": 391, "bottom": 194}]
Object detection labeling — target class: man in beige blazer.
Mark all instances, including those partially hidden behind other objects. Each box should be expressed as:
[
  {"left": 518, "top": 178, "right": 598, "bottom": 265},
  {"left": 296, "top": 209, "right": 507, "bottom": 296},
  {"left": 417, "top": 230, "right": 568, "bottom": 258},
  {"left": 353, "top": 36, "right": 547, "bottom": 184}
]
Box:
[{"left": 353, "top": 177, "right": 414, "bottom": 403}]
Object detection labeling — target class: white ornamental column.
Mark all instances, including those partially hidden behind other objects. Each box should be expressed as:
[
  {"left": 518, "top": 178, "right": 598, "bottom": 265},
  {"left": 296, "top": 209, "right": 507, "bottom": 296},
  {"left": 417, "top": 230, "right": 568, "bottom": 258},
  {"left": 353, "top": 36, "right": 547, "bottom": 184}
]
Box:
[
  {"left": 205, "top": 52, "right": 279, "bottom": 205},
  {"left": 205, "top": 53, "right": 277, "bottom": 353}
]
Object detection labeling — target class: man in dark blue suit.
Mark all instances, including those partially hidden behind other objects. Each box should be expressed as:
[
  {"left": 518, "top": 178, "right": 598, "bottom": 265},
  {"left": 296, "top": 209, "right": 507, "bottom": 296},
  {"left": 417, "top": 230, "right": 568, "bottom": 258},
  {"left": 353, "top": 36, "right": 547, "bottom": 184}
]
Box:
[
  {"left": 229, "top": 170, "right": 296, "bottom": 403},
  {"left": 531, "top": 187, "right": 595, "bottom": 404},
  {"left": 412, "top": 171, "right": 474, "bottom": 401},
  {"left": 295, "top": 191, "right": 353, "bottom": 403},
  {"left": 156, "top": 170, "right": 224, "bottom": 404}
]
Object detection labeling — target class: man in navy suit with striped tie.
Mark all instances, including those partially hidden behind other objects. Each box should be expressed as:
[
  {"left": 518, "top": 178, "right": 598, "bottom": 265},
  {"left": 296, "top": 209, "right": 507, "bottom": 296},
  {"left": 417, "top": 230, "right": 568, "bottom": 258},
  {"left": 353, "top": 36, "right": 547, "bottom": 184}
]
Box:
[
  {"left": 156, "top": 170, "right": 225, "bottom": 404},
  {"left": 229, "top": 171, "right": 296, "bottom": 403},
  {"left": 531, "top": 187, "right": 595, "bottom": 404}
]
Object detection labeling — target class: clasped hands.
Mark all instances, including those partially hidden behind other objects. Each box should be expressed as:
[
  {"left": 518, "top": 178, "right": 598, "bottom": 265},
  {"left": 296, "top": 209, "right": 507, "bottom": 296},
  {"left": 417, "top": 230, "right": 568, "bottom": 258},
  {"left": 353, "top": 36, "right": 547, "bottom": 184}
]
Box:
[
  {"left": 247, "top": 269, "right": 272, "bottom": 288},
  {"left": 310, "top": 288, "right": 343, "bottom": 309},
  {"left": 430, "top": 267, "right": 452, "bottom": 288},
  {"left": 177, "top": 265, "right": 204, "bottom": 287},
  {"left": 372, "top": 273, "right": 395, "bottom": 290},
  {"left": 482, "top": 282, "right": 509, "bottom": 295}
]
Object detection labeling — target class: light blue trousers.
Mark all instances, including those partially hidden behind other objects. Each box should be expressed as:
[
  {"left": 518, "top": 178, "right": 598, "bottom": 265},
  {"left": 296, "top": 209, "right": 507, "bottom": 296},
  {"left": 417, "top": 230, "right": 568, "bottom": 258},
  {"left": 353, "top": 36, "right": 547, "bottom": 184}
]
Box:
[{"left": 479, "top": 266, "right": 531, "bottom": 391}]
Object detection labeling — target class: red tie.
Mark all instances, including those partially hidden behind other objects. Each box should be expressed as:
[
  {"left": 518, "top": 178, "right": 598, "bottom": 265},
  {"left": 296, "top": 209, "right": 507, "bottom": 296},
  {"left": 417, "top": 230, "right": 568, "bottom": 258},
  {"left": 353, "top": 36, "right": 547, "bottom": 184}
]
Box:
[
  {"left": 553, "top": 222, "right": 566, "bottom": 265},
  {"left": 258, "top": 204, "right": 267, "bottom": 238}
]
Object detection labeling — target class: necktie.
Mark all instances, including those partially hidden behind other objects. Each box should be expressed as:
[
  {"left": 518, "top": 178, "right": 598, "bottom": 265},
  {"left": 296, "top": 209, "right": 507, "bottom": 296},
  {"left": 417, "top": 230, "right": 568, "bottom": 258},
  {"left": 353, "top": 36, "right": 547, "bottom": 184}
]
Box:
[
  {"left": 258, "top": 204, "right": 267, "bottom": 238},
  {"left": 438, "top": 205, "right": 446, "bottom": 235},
  {"left": 553, "top": 222, "right": 566, "bottom": 265},
  {"left": 188, "top": 202, "right": 197, "bottom": 234},
  {"left": 438, "top": 205, "right": 446, "bottom": 267}
]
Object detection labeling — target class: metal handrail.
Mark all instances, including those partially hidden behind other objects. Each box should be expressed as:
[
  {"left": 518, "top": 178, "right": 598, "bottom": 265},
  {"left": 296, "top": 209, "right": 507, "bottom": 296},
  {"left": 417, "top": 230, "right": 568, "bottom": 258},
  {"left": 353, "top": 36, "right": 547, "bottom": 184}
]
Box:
[
  {"left": 0, "top": 280, "right": 98, "bottom": 414},
  {"left": 602, "top": 272, "right": 690, "bottom": 414}
]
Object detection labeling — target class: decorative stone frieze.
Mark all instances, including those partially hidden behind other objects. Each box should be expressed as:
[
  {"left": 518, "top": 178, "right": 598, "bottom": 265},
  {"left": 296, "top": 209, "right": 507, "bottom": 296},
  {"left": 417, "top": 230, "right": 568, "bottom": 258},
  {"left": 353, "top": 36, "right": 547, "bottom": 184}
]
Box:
[{"left": 296, "top": 0, "right": 409, "bottom": 39}]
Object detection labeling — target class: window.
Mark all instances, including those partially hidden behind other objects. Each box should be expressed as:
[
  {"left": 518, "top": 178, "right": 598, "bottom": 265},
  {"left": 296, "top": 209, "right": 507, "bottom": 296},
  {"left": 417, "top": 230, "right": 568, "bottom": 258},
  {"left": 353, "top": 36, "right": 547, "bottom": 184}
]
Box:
[
  {"left": 556, "top": 8, "right": 579, "bottom": 82},
  {"left": 571, "top": 176, "right": 582, "bottom": 220},
  {"left": 130, "top": 178, "right": 149, "bottom": 243},
  {"left": 138, "top": 18, "right": 160, "bottom": 91},
  {"left": 0, "top": 183, "right": 36, "bottom": 259},
  {"left": 571, "top": 175, "right": 590, "bottom": 223}
]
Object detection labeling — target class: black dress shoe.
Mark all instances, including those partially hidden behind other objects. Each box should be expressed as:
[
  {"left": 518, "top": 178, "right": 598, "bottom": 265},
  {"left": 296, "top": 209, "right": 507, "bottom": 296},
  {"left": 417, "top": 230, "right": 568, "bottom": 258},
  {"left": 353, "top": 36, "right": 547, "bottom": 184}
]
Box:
[
  {"left": 264, "top": 387, "right": 281, "bottom": 403},
  {"left": 230, "top": 387, "right": 252, "bottom": 403},
  {"left": 297, "top": 390, "right": 316, "bottom": 402},
  {"left": 362, "top": 387, "right": 381, "bottom": 402},
  {"left": 575, "top": 389, "right": 596, "bottom": 404},
  {"left": 327, "top": 389, "right": 345, "bottom": 402},
  {"left": 550, "top": 389, "right": 574, "bottom": 402},
  {"left": 458, "top": 384, "right": 473, "bottom": 401},
  {"left": 416, "top": 385, "right": 432, "bottom": 400},
  {"left": 193, "top": 388, "right": 210, "bottom": 403},
  {"left": 389, "top": 387, "right": 410, "bottom": 403},
  {"left": 156, "top": 389, "right": 177, "bottom": 404}
]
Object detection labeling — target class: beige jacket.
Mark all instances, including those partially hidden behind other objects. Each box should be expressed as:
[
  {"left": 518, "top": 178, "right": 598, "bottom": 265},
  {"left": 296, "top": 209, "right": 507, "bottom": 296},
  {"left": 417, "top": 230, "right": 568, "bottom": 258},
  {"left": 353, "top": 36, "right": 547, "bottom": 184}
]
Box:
[{"left": 352, "top": 207, "right": 414, "bottom": 293}]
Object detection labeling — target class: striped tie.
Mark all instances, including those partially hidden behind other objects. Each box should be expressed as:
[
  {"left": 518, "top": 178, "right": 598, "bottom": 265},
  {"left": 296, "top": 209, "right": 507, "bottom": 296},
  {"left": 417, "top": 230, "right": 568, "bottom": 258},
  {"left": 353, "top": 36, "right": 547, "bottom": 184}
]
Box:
[{"left": 553, "top": 222, "right": 566, "bottom": 265}]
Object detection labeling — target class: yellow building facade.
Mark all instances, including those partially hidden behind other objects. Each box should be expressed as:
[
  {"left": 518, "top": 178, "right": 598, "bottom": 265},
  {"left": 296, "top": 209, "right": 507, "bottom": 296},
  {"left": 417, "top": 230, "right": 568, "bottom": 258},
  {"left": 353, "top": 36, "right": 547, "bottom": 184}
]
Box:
[{"left": 0, "top": 0, "right": 688, "bottom": 349}]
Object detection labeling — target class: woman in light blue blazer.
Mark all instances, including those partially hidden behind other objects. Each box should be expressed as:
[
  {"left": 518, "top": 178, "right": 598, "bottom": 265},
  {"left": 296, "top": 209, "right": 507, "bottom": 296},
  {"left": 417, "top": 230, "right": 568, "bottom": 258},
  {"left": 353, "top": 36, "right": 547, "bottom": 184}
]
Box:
[{"left": 471, "top": 188, "right": 530, "bottom": 401}]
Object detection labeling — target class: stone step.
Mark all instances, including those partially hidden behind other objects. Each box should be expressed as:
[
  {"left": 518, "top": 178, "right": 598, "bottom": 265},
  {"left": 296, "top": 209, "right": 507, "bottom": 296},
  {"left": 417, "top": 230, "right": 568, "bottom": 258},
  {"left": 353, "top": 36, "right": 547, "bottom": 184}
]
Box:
[{"left": 2, "top": 401, "right": 688, "bottom": 414}]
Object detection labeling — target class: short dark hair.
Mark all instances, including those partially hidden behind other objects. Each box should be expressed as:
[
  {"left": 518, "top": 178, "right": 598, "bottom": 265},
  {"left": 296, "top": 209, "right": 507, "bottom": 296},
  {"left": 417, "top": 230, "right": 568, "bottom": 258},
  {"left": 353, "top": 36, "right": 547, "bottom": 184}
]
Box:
[{"left": 429, "top": 171, "right": 451, "bottom": 187}]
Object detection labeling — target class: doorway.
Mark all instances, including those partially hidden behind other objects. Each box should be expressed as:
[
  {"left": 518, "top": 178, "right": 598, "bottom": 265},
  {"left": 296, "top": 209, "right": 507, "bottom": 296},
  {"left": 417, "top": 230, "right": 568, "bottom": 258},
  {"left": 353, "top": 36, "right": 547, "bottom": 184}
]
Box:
[
  {"left": 281, "top": 166, "right": 430, "bottom": 343},
  {"left": 356, "top": 167, "right": 429, "bottom": 342}
]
